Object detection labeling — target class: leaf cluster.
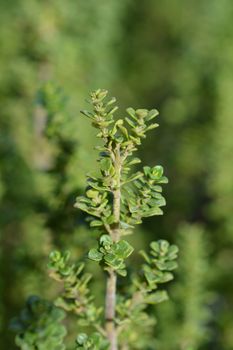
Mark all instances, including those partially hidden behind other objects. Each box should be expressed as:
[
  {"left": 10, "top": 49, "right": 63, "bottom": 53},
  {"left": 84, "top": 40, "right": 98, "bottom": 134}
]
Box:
[
  {"left": 75, "top": 332, "right": 109, "bottom": 350},
  {"left": 88, "top": 234, "right": 134, "bottom": 276},
  {"left": 10, "top": 89, "right": 178, "bottom": 350},
  {"left": 75, "top": 89, "right": 168, "bottom": 238},
  {"left": 10, "top": 296, "right": 66, "bottom": 350},
  {"left": 116, "top": 240, "right": 178, "bottom": 348},
  {"left": 48, "top": 250, "right": 102, "bottom": 326},
  {"left": 140, "top": 240, "right": 179, "bottom": 294}
]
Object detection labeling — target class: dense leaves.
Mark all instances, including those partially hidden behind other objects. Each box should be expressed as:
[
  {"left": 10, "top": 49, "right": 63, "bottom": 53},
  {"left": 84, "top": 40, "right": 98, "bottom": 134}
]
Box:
[
  {"left": 75, "top": 333, "right": 109, "bottom": 350},
  {"left": 10, "top": 296, "right": 66, "bottom": 350},
  {"left": 75, "top": 90, "right": 178, "bottom": 349},
  {"left": 75, "top": 90, "right": 167, "bottom": 237},
  {"left": 88, "top": 235, "right": 134, "bottom": 276},
  {"left": 115, "top": 240, "right": 178, "bottom": 349},
  {"left": 48, "top": 250, "right": 102, "bottom": 326}
]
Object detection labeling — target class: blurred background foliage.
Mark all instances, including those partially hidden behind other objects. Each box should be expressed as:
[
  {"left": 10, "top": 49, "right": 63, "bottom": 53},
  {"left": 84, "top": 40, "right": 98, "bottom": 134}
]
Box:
[{"left": 0, "top": 0, "right": 233, "bottom": 349}]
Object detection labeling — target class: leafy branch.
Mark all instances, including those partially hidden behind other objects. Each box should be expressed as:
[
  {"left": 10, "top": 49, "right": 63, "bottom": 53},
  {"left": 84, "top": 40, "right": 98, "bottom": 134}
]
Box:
[{"left": 11, "top": 89, "right": 178, "bottom": 350}]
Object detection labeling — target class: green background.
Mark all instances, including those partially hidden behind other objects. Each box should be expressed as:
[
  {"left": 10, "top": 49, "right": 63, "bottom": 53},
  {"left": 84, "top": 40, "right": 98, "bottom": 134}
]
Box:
[{"left": 0, "top": 1, "right": 233, "bottom": 349}]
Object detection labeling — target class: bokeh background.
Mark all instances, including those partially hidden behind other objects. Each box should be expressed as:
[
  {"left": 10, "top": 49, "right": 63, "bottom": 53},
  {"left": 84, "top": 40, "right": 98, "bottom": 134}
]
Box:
[{"left": 0, "top": 1, "right": 233, "bottom": 349}]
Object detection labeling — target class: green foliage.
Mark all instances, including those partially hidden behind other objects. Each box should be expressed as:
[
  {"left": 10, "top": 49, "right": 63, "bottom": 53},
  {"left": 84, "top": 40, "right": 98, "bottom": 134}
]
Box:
[
  {"left": 10, "top": 296, "right": 66, "bottom": 350},
  {"left": 115, "top": 240, "right": 178, "bottom": 349},
  {"left": 155, "top": 224, "right": 211, "bottom": 350},
  {"left": 88, "top": 235, "right": 134, "bottom": 276},
  {"left": 1, "top": 1, "right": 233, "bottom": 349},
  {"left": 75, "top": 333, "right": 109, "bottom": 350},
  {"left": 11, "top": 89, "right": 178, "bottom": 350},
  {"left": 75, "top": 89, "right": 167, "bottom": 235},
  {"left": 48, "top": 250, "right": 102, "bottom": 327},
  {"left": 0, "top": 1, "right": 129, "bottom": 345},
  {"left": 140, "top": 240, "right": 178, "bottom": 293},
  {"left": 74, "top": 89, "right": 178, "bottom": 349}
]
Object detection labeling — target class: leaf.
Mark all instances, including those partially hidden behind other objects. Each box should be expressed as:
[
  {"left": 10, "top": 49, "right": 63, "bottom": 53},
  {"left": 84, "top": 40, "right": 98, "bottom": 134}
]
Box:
[
  {"left": 105, "top": 215, "right": 115, "bottom": 225},
  {"left": 156, "top": 260, "right": 178, "bottom": 271},
  {"left": 114, "top": 240, "right": 134, "bottom": 259},
  {"left": 135, "top": 109, "right": 148, "bottom": 119},
  {"left": 81, "top": 110, "right": 94, "bottom": 119},
  {"left": 126, "top": 157, "right": 141, "bottom": 166},
  {"left": 119, "top": 221, "right": 134, "bottom": 229},
  {"left": 144, "top": 270, "right": 157, "bottom": 285},
  {"left": 148, "top": 196, "right": 166, "bottom": 207},
  {"left": 96, "top": 89, "right": 108, "bottom": 101},
  {"left": 76, "top": 333, "right": 88, "bottom": 345},
  {"left": 152, "top": 185, "right": 162, "bottom": 192},
  {"left": 157, "top": 272, "right": 174, "bottom": 283},
  {"left": 86, "top": 189, "right": 99, "bottom": 199},
  {"left": 152, "top": 165, "right": 164, "bottom": 178},
  {"left": 100, "top": 235, "right": 112, "bottom": 246},
  {"left": 139, "top": 250, "right": 151, "bottom": 264},
  {"left": 117, "top": 123, "right": 128, "bottom": 139},
  {"left": 104, "top": 254, "right": 123, "bottom": 269},
  {"left": 145, "top": 290, "right": 168, "bottom": 304},
  {"left": 117, "top": 269, "right": 127, "bottom": 277},
  {"left": 143, "top": 166, "right": 150, "bottom": 177},
  {"left": 107, "top": 106, "right": 118, "bottom": 116},
  {"left": 100, "top": 158, "right": 112, "bottom": 172},
  {"left": 87, "top": 179, "right": 107, "bottom": 192},
  {"left": 106, "top": 97, "right": 117, "bottom": 106},
  {"left": 147, "top": 109, "right": 159, "bottom": 121},
  {"left": 142, "top": 207, "right": 163, "bottom": 217},
  {"left": 167, "top": 245, "right": 179, "bottom": 259},
  {"left": 146, "top": 123, "right": 159, "bottom": 131},
  {"left": 158, "top": 176, "right": 169, "bottom": 184},
  {"left": 125, "top": 116, "right": 136, "bottom": 128},
  {"left": 123, "top": 172, "right": 143, "bottom": 184},
  {"left": 90, "top": 220, "right": 103, "bottom": 227},
  {"left": 88, "top": 249, "right": 103, "bottom": 262},
  {"left": 126, "top": 107, "right": 137, "bottom": 121},
  {"left": 159, "top": 240, "right": 169, "bottom": 253},
  {"left": 150, "top": 242, "right": 160, "bottom": 254},
  {"left": 49, "top": 250, "right": 61, "bottom": 262}
]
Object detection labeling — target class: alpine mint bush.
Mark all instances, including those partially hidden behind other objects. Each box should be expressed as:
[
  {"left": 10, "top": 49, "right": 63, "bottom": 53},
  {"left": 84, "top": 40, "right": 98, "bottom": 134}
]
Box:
[{"left": 11, "top": 89, "right": 178, "bottom": 350}]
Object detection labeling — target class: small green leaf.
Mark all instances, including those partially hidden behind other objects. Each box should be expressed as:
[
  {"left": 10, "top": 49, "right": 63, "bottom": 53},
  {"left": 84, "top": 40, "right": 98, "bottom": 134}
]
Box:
[
  {"left": 142, "top": 207, "right": 163, "bottom": 217},
  {"left": 88, "top": 249, "right": 103, "bottom": 262},
  {"left": 156, "top": 260, "right": 178, "bottom": 271},
  {"left": 125, "top": 116, "right": 136, "bottom": 128},
  {"left": 104, "top": 254, "right": 123, "bottom": 269},
  {"left": 159, "top": 240, "right": 170, "bottom": 253},
  {"left": 49, "top": 250, "right": 61, "bottom": 262},
  {"left": 135, "top": 109, "right": 148, "bottom": 119},
  {"left": 100, "top": 158, "right": 112, "bottom": 172},
  {"left": 117, "top": 269, "right": 127, "bottom": 277},
  {"left": 146, "top": 123, "right": 159, "bottom": 131},
  {"left": 126, "top": 107, "right": 137, "bottom": 121},
  {"left": 147, "top": 109, "right": 159, "bottom": 121},
  {"left": 90, "top": 220, "right": 103, "bottom": 227},
  {"left": 124, "top": 172, "right": 143, "bottom": 184},
  {"left": 167, "top": 245, "right": 179, "bottom": 259},
  {"left": 145, "top": 290, "right": 168, "bottom": 304},
  {"left": 114, "top": 240, "right": 134, "bottom": 259},
  {"left": 150, "top": 241, "right": 160, "bottom": 254},
  {"left": 140, "top": 250, "right": 151, "bottom": 264},
  {"left": 152, "top": 166, "right": 164, "bottom": 179},
  {"left": 76, "top": 333, "right": 88, "bottom": 345},
  {"left": 100, "top": 235, "right": 112, "bottom": 246},
  {"left": 117, "top": 123, "right": 128, "bottom": 139},
  {"left": 86, "top": 189, "right": 99, "bottom": 199}
]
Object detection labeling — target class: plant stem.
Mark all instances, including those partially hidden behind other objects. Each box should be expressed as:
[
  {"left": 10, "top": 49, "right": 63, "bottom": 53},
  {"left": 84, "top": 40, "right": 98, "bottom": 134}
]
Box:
[
  {"left": 105, "top": 270, "right": 117, "bottom": 350},
  {"left": 105, "top": 144, "right": 122, "bottom": 350}
]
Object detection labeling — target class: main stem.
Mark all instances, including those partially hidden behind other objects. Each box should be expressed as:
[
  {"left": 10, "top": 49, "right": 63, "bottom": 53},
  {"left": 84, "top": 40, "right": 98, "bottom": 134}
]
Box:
[{"left": 105, "top": 145, "right": 121, "bottom": 350}]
